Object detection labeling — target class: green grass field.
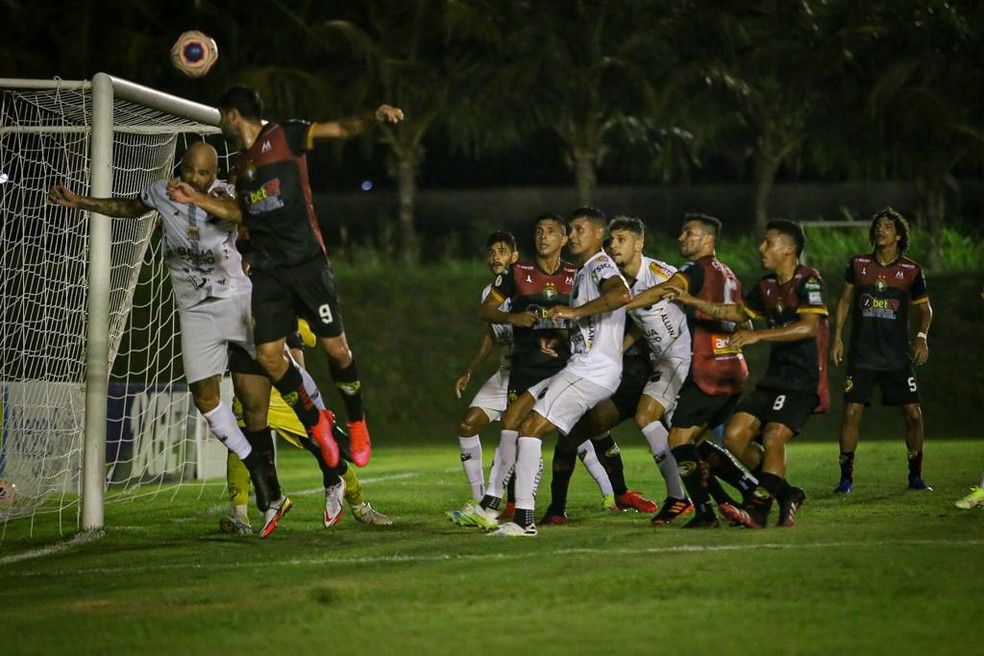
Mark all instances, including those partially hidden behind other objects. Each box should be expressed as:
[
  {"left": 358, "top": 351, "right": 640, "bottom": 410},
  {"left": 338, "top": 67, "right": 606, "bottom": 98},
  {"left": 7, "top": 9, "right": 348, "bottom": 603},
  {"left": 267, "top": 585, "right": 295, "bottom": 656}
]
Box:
[{"left": 1, "top": 439, "right": 981, "bottom": 655}]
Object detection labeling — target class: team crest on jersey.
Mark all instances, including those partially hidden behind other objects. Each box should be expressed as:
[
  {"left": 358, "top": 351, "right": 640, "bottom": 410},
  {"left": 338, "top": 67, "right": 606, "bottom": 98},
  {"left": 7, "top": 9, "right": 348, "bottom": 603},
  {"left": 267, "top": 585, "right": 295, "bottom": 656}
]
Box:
[
  {"left": 543, "top": 282, "right": 557, "bottom": 300},
  {"left": 242, "top": 162, "right": 256, "bottom": 181},
  {"left": 875, "top": 276, "right": 888, "bottom": 292},
  {"left": 186, "top": 225, "right": 200, "bottom": 242}
]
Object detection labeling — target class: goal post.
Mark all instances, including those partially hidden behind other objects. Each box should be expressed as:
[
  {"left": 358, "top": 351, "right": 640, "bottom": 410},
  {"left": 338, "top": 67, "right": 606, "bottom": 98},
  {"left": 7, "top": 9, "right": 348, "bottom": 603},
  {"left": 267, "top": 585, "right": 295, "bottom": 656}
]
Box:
[{"left": 0, "top": 74, "right": 225, "bottom": 535}]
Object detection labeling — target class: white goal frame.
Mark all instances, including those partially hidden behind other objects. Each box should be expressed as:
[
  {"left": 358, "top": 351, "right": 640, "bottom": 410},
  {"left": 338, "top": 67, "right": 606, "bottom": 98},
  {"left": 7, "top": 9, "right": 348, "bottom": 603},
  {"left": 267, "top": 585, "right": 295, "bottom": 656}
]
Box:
[{"left": 0, "top": 73, "right": 221, "bottom": 530}]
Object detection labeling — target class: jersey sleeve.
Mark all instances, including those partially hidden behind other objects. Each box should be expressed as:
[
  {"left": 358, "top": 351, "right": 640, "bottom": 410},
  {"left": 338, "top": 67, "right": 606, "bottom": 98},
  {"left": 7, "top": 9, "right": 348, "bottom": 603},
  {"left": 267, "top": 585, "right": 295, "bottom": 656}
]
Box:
[
  {"left": 138, "top": 179, "right": 168, "bottom": 213},
  {"left": 679, "top": 261, "right": 703, "bottom": 296},
  {"left": 593, "top": 256, "right": 622, "bottom": 288},
  {"left": 282, "top": 120, "right": 314, "bottom": 155},
  {"left": 844, "top": 258, "right": 857, "bottom": 285},
  {"left": 488, "top": 268, "right": 515, "bottom": 304},
  {"left": 742, "top": 281, "right": 765, "bottom": 319},
  {"left": 797, "top": 273, "right": 829, "bottom": 315},
  {"left": 910, "top": 265, "right": 929, "bottom": 303}
]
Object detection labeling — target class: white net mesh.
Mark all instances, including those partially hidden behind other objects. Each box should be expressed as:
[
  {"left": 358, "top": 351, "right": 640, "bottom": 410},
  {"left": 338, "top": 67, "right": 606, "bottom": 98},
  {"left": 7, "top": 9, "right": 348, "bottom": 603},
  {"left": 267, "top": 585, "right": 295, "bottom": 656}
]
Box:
[{"left": 0, "top": 79, "right": 228, "bottom": 537}]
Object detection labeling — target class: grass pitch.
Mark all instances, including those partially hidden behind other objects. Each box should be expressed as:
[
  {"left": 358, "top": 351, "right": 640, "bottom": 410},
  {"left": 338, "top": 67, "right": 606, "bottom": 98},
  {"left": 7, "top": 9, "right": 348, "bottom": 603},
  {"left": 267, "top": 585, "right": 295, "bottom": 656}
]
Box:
[{"left": 1, "top": 439, "right": 981, "bottom": 655}]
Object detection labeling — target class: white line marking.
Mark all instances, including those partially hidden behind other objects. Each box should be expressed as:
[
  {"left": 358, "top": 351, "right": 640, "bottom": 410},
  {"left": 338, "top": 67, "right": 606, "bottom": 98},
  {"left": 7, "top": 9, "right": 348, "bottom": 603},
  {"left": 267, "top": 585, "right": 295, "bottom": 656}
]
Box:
[
  {"left": 1, "top": 538, "right": 979, "bottom": 577},
  {"left": 0, "top": 529, "right": 104, "bottom": 566}
]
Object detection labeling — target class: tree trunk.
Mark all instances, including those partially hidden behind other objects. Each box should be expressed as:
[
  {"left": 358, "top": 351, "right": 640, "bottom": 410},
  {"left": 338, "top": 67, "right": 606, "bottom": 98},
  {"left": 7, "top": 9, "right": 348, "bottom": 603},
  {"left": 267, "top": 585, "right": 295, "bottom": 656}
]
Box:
[
  {"left": 396, "top": 156, "right": 420, "bottom": 264},
  {"left": 921, "top": 179, "right": 945, "bottom": 271},
  {"left": 572, "top": 148, "right": 597, "bottom": 208},
  {"left": 752, "top": 151, "right": 780, "bottom": 236}
]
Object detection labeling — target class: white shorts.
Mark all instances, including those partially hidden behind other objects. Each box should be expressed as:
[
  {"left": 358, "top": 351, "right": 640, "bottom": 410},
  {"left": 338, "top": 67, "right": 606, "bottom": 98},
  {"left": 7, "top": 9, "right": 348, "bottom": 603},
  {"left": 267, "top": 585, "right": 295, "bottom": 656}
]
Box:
[
  {"left": 179, "top": 294, "right": 255, "bottom": 384},
  {"left": 532, "top": 369, "right": 613, "bottom": 435},
  {"left": 469, "top": 369, "right": 510, "bottom": 422},
  {"left": 642, "top": 353, "right": 690, "bottom": 413}
]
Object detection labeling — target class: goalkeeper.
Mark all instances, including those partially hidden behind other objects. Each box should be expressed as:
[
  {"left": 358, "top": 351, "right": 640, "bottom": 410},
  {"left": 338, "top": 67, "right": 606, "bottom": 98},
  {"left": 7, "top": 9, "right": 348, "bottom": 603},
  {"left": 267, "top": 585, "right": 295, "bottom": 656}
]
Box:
[
  {"left": 48, "top": 142, "right": 290, "bottom": 538},
  {"left": 222, "top": 319, "right": 391, "bottom": 534}
]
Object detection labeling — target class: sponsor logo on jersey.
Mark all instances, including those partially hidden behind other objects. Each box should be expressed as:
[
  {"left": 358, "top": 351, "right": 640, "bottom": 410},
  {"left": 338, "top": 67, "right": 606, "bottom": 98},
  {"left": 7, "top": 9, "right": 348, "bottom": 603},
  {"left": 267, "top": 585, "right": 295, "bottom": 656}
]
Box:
[
  {"left": 860, "top": 293, "right": 900, "bottom": 319},
  {"left": 261, "top": 140, "right": 272, "bottom": 153}
]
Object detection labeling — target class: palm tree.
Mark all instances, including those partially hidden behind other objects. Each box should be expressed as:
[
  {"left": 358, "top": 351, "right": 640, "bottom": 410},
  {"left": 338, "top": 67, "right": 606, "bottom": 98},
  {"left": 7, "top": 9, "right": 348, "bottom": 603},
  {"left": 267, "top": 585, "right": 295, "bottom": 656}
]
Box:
[
  {"left": 489, "top": 0, "right": 671, "bottom": 207},
  {"left": 315, "top": 0, "right": 507, "bottom": 262},
  {"left": 847, "top": 1, "right": 984, "bottom": 268},
  {"left": 663, "top": 0, "right": 827, "bottom": 233}
]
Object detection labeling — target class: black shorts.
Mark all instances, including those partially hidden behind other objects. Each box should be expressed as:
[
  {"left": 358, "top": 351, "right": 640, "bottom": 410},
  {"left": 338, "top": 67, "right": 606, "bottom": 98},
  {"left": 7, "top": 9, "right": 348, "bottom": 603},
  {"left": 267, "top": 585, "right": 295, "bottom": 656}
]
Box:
[
  {"left": 734, "top": 387, "right": 819, "bottom": 435},
  {"left": 844, "top": 366, "right": 920, "bottom": 406},
  {"left": 609, "top": 355, "right": 652, "bottom": 421},
  {"left": 671, "top": 377, "right": 741, "bottom": 430},
  {"left": 251, "top": 257, "right": 345, "bottom": 344}
]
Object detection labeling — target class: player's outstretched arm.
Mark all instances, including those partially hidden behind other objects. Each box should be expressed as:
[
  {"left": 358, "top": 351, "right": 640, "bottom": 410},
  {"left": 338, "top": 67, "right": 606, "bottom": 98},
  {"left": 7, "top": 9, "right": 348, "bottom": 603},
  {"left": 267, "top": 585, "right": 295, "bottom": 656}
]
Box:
[
  {"left": 667, "top": 284, "right": 749, "bottom": 324},
  {"left": 730, "top": 312, "right": 820, "bottom": 349},
  {"left": 167, "top": 181, "right": 242, "bottom": 223},
  {"left": 625, "top": 271, "right": 688, "bottom": 310},
  {"left": 310, "top": 105, "right": 404, "bottom": 140},
  {"left": 47, "top": 184, "right": 147, "bottom": 218},
  {"left": 549, "top": 275, "right": 631, "bottom": 321}
]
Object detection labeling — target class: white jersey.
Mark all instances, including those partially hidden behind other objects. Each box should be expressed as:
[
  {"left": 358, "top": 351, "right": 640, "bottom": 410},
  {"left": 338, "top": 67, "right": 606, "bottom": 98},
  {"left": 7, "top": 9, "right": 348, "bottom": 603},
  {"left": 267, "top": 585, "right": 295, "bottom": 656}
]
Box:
[
  {"left": 140, "top": 179, "right": 251, "bottom": 310},
  {"left": 481, "top": 282, "right": 513, "bottom": 370},
  {"left": 564, "top": 250, "right": 627, "bottom": 392},
  {"left": 627, "top": 255, "right": 691, "bottom": 360}
]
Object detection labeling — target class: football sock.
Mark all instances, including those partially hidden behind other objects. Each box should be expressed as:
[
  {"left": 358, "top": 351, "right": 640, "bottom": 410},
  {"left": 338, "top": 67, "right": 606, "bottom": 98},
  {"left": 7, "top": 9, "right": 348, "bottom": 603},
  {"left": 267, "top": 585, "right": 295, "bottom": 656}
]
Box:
[
  {"left": 642, "top": 421, "right": 685, "bottom": 499},
  {"left": 297, "top": 361, "right": 326, "bottom": 411},
  {"left": 202, "top": 402, "right": 252, "bottom": 459},
  {"left": 548, "top": 441, "right": 578, "bottom": 514},
  {"left": 226, "top": 450, "right": 250, "bottom": 508},
  {"left": 592, "top": 432, "right": 628, "bottom": 496},
  {"left": 485, "top": 429, "right": 518, "bottom": 502},
  {"left": 273, "top": 361, "right": 320, "bottom": 428},
  {"left": 458, "top": 435, "right": 485, "bottom": 501},
  {"left": 752, "top": 472, "right": 783, "bottom": 518},
  {"left": 242, "top": 428, "right": 280, "bottom": 509},
  {"left": 907, "top": 449, "right": 923, "bottom": 479},
  {"left": 233, "top": 503, "right": 249, "bottom": 523},
  {"left": 341, "top": 465, "right": 364, "bottom": 506},
  {"left": 706, "top": 476, "right": 738, "bottom": 507},
  {"left": 698, "top": 440, "right": 758, "bottom": 500},
  {"left": 302, "top": 430, "right": 342, "bottom": 487},
  {"left": 506, "top": 472, "right": 516, "bottom": 504},
  {"left": 577, "top": 439, "right": 614, "bottom": 496},
  {"left": 514, "top": 437, "right": 543, "bottom": 528},
  {"left": 671, "top": 443, "right": 713, "bottom": 516},
  {"left": 330, "top": 359, "right": 365, "bottom": 421},
  {"left": 839, "top": 450, "right": 855, "bottom": 481}
]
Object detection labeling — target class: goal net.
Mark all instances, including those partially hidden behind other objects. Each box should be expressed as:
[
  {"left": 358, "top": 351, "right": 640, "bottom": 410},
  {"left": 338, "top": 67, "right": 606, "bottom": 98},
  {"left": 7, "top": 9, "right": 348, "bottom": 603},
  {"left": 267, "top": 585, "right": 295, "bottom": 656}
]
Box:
[{"left": 0, "top": 75, "right": 230, "bottom": 539}]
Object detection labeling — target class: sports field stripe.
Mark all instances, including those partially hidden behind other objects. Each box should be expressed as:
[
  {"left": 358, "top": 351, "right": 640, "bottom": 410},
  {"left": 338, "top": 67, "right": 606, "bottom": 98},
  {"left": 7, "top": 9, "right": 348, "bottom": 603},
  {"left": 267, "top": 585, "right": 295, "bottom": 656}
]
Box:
[
  {"left": 0, "top": 529, "right": 104, "bottom": 566},
  {"left": 1, "top": 537, "right": 979, "bottom": 576}
]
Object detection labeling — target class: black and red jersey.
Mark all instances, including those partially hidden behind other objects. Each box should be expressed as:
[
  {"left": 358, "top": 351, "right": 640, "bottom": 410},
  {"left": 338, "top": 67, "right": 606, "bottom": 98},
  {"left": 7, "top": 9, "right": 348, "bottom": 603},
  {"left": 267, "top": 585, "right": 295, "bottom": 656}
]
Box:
[
  {"left": 488, "top": 259, "right": 578, "bottom": 380},
  {"left": 232, "top": 120, "right": 326, "bottom": 270},
  {"left": 845, "top": 253, "right": 929, "bottom": 371},
  {"left": 743, "top": 265, "right": 830, "bottom": 411},
  {"left": 678, "top": 255, "right": 748, "bottom": 396}
]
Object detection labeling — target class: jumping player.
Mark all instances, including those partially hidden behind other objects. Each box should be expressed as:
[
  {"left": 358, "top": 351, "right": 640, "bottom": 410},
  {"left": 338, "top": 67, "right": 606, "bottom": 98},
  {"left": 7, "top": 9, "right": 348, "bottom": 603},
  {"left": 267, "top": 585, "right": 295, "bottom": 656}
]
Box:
[
  {"left": 48, "top": 143, "right": 289, "bottom": 538},
  {"left": 172, "top": 85, "right": 403, "bottom": 473}
]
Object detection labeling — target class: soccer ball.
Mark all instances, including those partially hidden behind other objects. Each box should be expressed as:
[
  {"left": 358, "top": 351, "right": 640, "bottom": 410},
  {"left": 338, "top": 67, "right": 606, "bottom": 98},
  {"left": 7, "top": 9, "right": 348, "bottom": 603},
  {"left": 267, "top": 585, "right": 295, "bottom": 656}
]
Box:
[
  {"left": 0, "top": 479, "right": 18, "bottom": 507},
  {"left": 170, "top": 30, "right": 219, "bottom": 78}
]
